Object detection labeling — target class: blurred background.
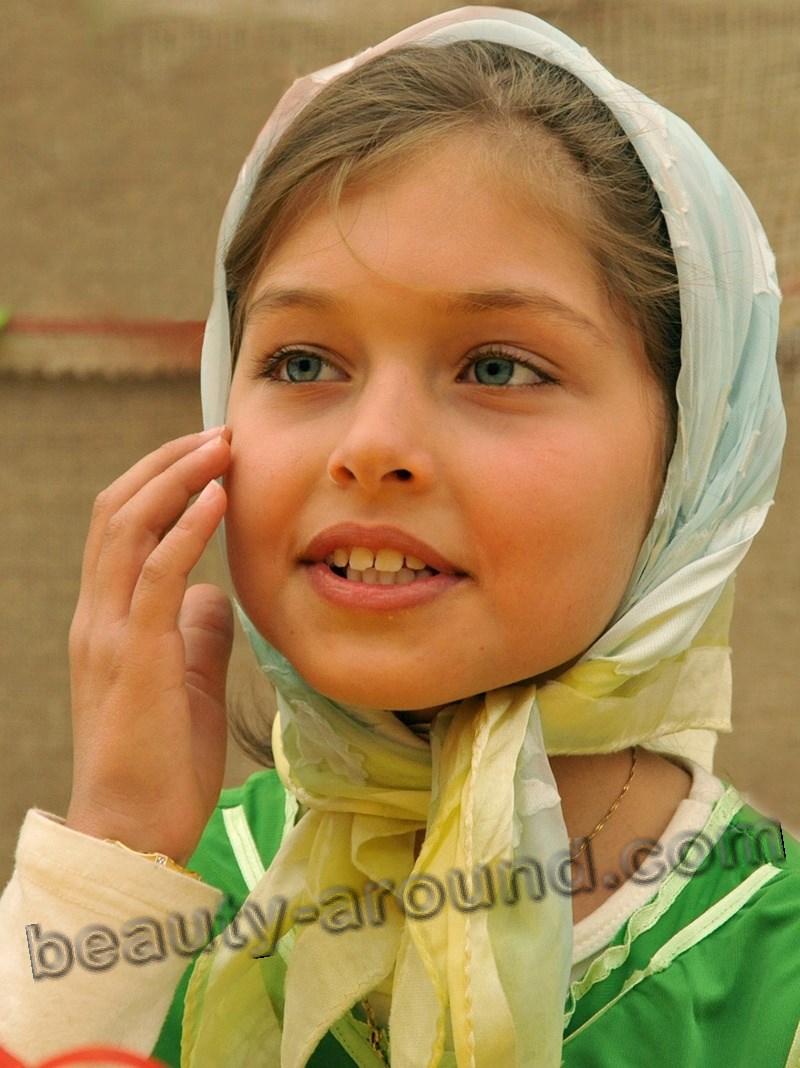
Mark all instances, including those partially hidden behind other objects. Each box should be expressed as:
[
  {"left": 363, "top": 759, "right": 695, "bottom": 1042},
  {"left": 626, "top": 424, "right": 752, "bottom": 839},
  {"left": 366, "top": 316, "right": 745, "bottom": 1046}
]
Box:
[{"left": 2, "top": 0, "right": 798, "bottom": 887}]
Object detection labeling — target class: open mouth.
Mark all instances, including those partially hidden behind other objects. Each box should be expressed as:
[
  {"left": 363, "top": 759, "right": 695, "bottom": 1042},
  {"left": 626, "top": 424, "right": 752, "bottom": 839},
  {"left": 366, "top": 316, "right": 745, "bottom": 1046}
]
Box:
[{"left": 325, "top": 546, "right": 439, "bottom": 585}]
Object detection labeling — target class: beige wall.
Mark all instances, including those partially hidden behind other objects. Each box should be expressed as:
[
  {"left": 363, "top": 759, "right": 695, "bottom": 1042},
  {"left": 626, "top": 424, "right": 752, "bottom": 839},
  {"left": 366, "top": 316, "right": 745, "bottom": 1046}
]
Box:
[{"left": 2, "top": 1, "right": 798, "bottom": 886}]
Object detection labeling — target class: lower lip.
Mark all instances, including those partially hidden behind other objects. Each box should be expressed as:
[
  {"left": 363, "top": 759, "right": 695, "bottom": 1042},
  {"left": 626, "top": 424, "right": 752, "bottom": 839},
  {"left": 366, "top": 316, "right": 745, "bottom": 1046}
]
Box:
[{"left": 305, "top": 562, "right": 463, "bottom": 611}]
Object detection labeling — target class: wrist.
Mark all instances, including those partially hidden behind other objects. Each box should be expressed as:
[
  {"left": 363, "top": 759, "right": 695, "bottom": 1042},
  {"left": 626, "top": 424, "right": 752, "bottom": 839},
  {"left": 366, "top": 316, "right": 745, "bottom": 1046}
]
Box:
[
  {"left": 65, "top": 802, "right": 196, "bottom": 868},
  {"left": 104, "top": 838, "right": 203, "bottom": 880}
]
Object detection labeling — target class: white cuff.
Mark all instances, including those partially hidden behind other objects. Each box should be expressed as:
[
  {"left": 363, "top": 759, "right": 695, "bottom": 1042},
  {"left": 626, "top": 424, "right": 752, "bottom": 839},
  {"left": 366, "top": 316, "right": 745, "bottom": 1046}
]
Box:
[{"left": 0, "top": 809, "right": 222, "bottom": 1060}]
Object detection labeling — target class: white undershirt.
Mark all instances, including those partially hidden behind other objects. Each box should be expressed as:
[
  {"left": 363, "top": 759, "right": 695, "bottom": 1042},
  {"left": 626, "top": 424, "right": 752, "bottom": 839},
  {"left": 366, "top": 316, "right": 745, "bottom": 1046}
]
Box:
[{"left": 571, "top": 758, "right": 723, "bottom": 976}]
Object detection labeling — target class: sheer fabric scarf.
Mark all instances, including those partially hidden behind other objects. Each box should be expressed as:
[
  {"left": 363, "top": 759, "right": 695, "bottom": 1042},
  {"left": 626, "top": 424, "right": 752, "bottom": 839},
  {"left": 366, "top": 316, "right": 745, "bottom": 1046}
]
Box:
[{"left": 185, "top": 7, "right": 785, "bottom": 1066}]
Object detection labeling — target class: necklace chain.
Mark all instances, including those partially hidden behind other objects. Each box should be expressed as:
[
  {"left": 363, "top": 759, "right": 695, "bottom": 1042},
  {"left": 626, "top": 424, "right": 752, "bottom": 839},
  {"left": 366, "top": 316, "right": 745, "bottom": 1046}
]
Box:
[
  {"left": 361, "top": 997, "right": 388, "bottom": 1063},
  {"left": 569, "top": 746, "right": 638, "bottom": 863}
]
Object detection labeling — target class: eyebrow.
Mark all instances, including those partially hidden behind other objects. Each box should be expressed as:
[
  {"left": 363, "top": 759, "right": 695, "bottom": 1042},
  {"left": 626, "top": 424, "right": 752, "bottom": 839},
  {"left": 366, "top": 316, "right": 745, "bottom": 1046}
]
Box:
[{"left": 245, "top": 285, "right": 611, "bottom": 344}]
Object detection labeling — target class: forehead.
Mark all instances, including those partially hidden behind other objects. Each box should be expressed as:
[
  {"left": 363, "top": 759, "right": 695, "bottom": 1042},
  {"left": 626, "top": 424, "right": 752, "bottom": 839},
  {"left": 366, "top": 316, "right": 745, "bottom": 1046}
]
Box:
[
  {"left": 246, "top": 125, "right": 587, "bottom": 273},
  {"left": 246, "top": 135, "right": 606, "bottom": 319}
]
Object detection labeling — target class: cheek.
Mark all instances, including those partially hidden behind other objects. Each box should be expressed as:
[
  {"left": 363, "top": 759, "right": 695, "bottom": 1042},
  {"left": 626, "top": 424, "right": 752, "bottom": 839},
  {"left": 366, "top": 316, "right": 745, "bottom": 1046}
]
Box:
[
  {"left": 226, "top": 395, "right": 315, "bottom": 509},
  {"left": 223, "top": 426, "right": 299, "bottom": 578},
  {"left": 465, "top": 418, "right": 659, "bottom": 610},
  {"left": 577, "top": 443, "right": 665, "bottom": 615}
]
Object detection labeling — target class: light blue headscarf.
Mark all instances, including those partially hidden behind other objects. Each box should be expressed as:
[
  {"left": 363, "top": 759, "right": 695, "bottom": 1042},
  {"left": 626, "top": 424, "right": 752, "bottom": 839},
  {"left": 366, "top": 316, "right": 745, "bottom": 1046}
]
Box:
[{"left": 189, "top": 8, "right": 785, "bottom": 1067}]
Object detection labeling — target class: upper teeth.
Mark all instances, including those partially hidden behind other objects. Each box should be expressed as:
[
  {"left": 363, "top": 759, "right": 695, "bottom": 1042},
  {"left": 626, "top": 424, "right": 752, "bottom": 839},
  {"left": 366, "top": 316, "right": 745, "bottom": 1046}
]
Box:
[{"left": 329, "top": 547, "right": 429, "bottom": 572}]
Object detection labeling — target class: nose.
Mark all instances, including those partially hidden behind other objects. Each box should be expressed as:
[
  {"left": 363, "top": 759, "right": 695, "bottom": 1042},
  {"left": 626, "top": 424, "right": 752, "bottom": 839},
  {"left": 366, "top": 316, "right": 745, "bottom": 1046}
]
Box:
[{"left": 326, "top": 375, "right": 436, "bottom": 494}]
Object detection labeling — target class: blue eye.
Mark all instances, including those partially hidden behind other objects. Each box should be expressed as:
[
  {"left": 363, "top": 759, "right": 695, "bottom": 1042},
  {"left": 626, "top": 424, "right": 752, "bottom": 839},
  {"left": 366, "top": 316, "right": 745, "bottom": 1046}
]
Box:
[
  {"left": 465, "top": 351, "right": 548, "bottom": 387},
  {"left": 473, "top": 356, "right": 515, "bottom": 385},
  {"left": 284, "top": 353, "right": 325, "bottom": 381},
  {"left": 261, "top": 348, "right": 345, "bottom": 383}
]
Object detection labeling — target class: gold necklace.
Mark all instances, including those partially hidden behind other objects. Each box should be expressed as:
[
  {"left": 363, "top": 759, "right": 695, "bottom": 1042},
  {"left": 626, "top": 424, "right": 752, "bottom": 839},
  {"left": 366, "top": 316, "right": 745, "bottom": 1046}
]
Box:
[
  {"left": 569, "top": 746, "right": 638, "bottom": 863},
  {"left": 361, "top": 997, "right": 389, "bottom": 1063}
]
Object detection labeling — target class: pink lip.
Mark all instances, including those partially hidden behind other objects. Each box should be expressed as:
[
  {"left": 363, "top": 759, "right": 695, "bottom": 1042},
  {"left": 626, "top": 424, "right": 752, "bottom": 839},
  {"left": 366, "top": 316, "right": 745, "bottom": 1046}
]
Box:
[
  {"left": 301, "top": 523, "right": 467, "bottom": 613},
  {"left": 302, "top": 523, "right": 464, "bottom": 575}
]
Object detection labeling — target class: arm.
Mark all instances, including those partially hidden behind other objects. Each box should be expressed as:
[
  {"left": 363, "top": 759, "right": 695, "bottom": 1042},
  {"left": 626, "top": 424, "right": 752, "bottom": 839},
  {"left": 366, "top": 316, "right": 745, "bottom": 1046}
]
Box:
[
  {"left": 1, "top": 427, "right": 234, "bottom": 1059},
  {"left": 0, "top": 812, "right": 221, "bottom": 1060}
]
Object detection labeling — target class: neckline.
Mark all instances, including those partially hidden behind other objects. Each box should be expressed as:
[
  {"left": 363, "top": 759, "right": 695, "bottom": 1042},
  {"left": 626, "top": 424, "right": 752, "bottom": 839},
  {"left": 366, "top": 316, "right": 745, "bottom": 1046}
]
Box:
[{"left": 571, "top": 758, "right": 725, "bottom": 964}]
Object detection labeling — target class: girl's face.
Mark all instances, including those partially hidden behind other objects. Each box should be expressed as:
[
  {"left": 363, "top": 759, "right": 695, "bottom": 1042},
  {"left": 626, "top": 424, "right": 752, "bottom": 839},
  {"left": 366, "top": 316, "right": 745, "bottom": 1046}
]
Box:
[{"left": 225, "top": 136, "right": 666, "bottom": 711}]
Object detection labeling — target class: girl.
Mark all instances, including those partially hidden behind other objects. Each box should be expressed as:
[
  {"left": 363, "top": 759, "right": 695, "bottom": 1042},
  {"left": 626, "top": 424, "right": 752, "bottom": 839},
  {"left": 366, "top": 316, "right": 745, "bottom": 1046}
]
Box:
[{"left": 1, "top": 7, "right": 798, "bottom": 1066}]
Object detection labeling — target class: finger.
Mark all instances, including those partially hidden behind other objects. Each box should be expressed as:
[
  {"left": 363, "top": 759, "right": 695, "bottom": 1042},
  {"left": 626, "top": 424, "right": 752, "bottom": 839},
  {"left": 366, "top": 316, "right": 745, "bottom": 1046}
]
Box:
[
  {"left": 80, "top": 426, "right": 230, "bottom": 591},
  {"left": 126, "top": 477, "right": 228, "bottom": 635},
  {"left": 181, "top": 584, "right": 234, "bottom": 800},
  {"left": 181, "top": 583, "right": 234, "bottom": 705},
  {"left": 88, "top": 439, "right": 230, "bottom": 624}
]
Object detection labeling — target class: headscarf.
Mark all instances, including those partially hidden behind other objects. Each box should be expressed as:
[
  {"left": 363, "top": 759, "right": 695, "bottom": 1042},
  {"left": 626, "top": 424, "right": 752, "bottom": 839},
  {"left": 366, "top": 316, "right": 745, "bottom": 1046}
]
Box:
[{"left": 185, "top": 7, "right": 785, "bottom": 1066}]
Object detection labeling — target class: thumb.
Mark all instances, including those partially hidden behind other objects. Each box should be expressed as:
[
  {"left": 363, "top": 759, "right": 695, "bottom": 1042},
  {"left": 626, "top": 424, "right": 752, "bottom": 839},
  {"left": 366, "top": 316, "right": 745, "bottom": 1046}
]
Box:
[
  {"left": 181, "top": 584, "right": 234, "bottom": 810},
  {"left": 181, "top": 583, "right": 234, "bottom": 712}
]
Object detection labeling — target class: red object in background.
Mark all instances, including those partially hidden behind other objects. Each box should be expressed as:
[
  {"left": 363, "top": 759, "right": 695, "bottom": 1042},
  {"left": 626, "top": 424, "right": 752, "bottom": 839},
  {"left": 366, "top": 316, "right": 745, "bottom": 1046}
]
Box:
[
  {"left": 6, "top": 317, "right": 204, "bottom": 344},
  {"left": 0, "top": 314, "right": 206, "bottom": 373},
  {"left": 0, "top": 1044, "right": 165, "bottom": 1067}
]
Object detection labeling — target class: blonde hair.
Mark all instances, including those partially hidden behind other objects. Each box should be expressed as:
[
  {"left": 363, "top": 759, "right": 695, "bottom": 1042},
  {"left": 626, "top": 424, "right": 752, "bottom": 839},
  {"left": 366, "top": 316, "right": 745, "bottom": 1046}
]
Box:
[{"left": 225, "top": 41, "right": 681, "bottom": 433}]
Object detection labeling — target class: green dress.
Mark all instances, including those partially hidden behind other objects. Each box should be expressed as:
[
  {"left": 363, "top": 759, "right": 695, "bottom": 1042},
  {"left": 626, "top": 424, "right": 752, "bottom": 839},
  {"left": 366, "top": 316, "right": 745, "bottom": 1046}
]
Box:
[{"left": 153, "top": 770, "right": 800, "bottom": 1067}]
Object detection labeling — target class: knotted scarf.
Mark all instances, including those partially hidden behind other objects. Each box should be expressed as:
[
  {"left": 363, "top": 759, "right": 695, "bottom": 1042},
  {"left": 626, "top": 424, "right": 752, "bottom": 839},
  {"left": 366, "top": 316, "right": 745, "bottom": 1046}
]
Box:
[{"left": 184, "top": 8, "right": 785, "bottom": 1066}]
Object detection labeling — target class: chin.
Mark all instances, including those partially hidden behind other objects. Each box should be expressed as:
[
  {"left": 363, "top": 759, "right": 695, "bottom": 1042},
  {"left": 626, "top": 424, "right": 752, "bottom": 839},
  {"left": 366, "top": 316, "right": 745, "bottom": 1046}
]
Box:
[{"left": 297, "top": 667, "right": 458, "bottom": 712}]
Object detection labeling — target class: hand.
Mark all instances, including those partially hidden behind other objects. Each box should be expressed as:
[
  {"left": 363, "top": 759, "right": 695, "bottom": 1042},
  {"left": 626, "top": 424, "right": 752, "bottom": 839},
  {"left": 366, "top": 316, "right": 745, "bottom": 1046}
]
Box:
[{"left": 66, "top": 427, "right": 234, "bottom": 866}]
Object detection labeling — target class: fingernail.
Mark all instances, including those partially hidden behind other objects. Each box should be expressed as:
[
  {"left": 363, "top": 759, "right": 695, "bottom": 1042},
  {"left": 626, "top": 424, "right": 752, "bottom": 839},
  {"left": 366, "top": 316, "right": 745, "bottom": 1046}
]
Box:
[
  {"left": 198, "top": 435, "right": 226, "bottom": 452},
  {"left": 196, "top": 479, "right": 220, "bottom": 504},
  {"left": 198, "top": 425, "right": 225, "bottom": 439}
]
